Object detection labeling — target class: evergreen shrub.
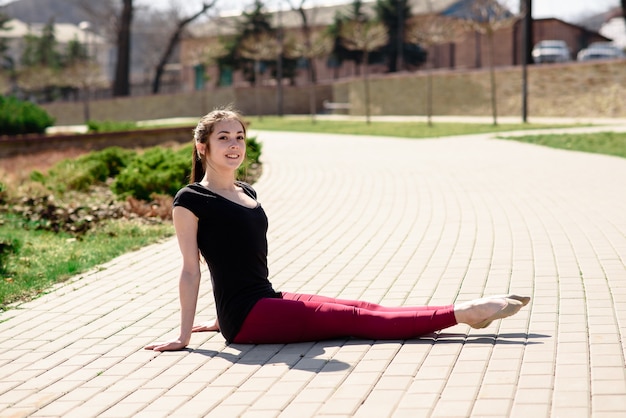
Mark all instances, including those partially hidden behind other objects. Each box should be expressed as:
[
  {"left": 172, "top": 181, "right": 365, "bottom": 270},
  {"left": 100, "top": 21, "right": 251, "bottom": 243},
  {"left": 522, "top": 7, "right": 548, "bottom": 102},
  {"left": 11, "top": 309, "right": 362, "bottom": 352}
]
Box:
[
  {"left": 31, "top": 147, "right": 137, "bottom": 193},
  {"left": 0, "top": 96, "right": 55, "bottom": 135},
  {"left": 87, "top": 120, "right": 137, "bottom": 133}
]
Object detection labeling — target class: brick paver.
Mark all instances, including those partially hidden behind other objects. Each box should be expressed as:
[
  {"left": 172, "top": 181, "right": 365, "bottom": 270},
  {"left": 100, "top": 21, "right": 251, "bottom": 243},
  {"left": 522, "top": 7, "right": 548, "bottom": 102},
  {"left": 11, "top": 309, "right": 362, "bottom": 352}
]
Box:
[{"left": 1, "top": 124, "right": 625, "bottom": 417}]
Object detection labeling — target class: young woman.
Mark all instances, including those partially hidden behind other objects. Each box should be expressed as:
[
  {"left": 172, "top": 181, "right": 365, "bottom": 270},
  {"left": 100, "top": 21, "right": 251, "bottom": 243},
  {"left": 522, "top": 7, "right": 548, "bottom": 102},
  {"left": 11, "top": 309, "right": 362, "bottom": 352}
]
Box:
[{"left": 145, "top": 108, "right": 530, "bottom": 351}]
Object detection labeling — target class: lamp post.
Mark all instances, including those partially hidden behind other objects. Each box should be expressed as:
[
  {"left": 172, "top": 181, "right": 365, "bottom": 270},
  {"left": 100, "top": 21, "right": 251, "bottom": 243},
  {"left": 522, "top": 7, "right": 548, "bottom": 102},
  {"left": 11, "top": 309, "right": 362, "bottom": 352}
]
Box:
[
  {"left": 78, "top": 21, "right": 92, "bottom": 122},
  {"left": 521, "top": 0, "right": 531, "bottom": 123},
  {"left": 78, "top": 21, "right": 91, "bottom": 59},
  {"left": 276, "top": 0, "right": 284, "bottom": 117}
]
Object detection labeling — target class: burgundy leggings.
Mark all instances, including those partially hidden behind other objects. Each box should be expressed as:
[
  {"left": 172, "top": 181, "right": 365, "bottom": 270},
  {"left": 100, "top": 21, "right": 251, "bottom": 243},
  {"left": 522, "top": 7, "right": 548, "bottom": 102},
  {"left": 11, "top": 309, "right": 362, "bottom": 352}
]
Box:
[{"left": 232, "top": 292, "right": 458, "bottom": 344}]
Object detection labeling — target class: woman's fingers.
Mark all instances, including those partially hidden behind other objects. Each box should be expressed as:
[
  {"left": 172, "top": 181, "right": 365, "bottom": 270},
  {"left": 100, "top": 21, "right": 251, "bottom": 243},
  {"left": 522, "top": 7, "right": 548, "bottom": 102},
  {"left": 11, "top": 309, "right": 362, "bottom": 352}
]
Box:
[
  {"left": 191, "top": 321, "right": 219, "bottom": 332},
  {"left": 144, "top": 340, "right": 186, "bottom": 352}
]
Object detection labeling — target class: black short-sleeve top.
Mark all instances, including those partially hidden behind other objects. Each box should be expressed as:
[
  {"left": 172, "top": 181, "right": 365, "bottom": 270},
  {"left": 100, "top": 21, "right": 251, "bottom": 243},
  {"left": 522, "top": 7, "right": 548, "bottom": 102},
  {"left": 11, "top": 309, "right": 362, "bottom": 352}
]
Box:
[{"left": 173, "top": 181, "right": 281, "bottom": 342}]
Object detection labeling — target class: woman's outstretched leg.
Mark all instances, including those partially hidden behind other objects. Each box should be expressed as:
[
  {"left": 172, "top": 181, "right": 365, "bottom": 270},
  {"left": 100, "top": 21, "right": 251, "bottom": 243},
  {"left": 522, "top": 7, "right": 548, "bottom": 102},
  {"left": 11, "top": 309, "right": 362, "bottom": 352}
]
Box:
[
  {"left": 233, "top": 297, "right": 457, "bottom": 344},
  {"left": 232, "top": 295, "right": 530, "bottom": 344},
  {"left": 281, "top": 292, "right": 446, "bottom": 312}
]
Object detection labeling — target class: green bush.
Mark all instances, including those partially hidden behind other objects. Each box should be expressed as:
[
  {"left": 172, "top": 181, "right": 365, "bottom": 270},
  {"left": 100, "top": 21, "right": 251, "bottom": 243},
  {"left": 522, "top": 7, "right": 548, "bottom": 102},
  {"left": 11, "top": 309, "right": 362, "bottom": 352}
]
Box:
[
  {"left": 87, "top": 120, "right": 137, "bottom": 133},
  {"left": 0, "top": 181, "right": 6, "bottom": 204},
  {"left": 0, "top": 235, "right": 21, "bottom": 275},
  {"left": 32, "top": 147, "right": 137, "bottom": 193},
  {"left": 112, "top": 147, "right": 190, "bottom": 200},
  {"left": 0, "top": 96, "right": 55, "bottom": 135}
]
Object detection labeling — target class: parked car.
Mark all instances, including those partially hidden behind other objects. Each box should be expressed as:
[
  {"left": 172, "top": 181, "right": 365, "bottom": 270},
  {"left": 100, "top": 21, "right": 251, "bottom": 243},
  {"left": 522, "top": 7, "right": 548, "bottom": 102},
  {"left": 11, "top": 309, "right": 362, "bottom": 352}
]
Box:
[
  {"left": 577, "top": 42, "right": 625, "bottom": 61},
  {"left": 532, "top": 40, "right": 571, "bottom": 63}
]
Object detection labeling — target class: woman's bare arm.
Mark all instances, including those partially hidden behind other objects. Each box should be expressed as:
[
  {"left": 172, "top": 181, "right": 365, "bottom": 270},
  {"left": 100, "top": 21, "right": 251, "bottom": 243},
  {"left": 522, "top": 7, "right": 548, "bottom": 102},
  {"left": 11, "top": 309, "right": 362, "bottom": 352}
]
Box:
[{"left": 145, "top": 206, "right": 201, "bottom": 351}]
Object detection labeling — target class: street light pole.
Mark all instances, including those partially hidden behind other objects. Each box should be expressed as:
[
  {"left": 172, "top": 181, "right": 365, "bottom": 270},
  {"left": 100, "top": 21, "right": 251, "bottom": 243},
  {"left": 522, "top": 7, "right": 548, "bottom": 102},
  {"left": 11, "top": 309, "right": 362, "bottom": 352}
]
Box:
[
  {"left": 521, "top": 0, "right": 532, "bottom": 123},
  {"left": 276, "top": 1, "right": 284, "bottom": 117},
  {"left": 78, "top": 21, "right": 91, "bottom": 59}
]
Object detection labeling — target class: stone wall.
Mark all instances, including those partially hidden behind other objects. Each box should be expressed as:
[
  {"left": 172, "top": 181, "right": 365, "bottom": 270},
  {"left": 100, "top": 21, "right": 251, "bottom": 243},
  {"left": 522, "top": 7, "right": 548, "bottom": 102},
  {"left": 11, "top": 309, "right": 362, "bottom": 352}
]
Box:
[
  {"left": 340, "top": 60, "right": 626, "bottom": 119},
  {"left": 43, "top": 85, "right": 333, "bottom": 126},
  {"left": 41, "top": 60, "right": 626, "bottom": 125}
]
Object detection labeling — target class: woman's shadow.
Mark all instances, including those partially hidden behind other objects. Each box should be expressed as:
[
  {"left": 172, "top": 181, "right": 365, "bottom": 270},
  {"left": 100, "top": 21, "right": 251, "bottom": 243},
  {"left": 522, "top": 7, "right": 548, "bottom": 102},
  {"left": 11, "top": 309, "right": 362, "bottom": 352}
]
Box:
[{"left": 185, "top": 332, "right": 549, "bottom": 372}]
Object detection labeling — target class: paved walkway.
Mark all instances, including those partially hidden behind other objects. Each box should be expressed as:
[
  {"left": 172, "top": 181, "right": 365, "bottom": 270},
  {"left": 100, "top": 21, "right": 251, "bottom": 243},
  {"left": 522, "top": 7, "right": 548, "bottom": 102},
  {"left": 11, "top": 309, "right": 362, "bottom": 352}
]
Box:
[{"left": 1, "top": 125, "right": 626, "bottom": 417}]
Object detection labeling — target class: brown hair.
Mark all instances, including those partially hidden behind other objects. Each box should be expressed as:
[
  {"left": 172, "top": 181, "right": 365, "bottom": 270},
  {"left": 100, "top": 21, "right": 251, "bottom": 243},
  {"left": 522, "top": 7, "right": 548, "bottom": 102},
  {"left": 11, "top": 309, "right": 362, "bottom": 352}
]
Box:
[{"left": 190, "top": 107, "right": 247, "bottom": 183}]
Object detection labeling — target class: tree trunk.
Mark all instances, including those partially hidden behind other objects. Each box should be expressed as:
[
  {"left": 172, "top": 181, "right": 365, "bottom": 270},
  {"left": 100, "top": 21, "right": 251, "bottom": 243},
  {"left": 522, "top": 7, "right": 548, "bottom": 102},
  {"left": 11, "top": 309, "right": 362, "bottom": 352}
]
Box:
[
  {"left": 488, "top": 32, "right": 498, "bottom": 126},
  {"left": 112, "top": 0, "right": 133, "bottom": 97},
  {"left": 363, "top": 51, "right": 371, "bottom": 125}
]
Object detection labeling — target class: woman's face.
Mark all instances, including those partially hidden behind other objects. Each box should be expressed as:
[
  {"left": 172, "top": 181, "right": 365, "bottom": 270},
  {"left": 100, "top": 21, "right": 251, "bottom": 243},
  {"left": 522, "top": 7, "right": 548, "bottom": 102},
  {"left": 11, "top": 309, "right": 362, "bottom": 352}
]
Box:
[{"left": 198, "top": 119, "right": 246, "bottom": 173}]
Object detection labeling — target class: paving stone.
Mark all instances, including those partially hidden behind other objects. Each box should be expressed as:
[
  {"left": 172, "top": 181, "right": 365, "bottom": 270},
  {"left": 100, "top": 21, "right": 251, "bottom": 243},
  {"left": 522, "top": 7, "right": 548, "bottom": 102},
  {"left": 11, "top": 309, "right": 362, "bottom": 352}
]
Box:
[{"left": 1, "top": 123, "right": 626, "bottom": 417}]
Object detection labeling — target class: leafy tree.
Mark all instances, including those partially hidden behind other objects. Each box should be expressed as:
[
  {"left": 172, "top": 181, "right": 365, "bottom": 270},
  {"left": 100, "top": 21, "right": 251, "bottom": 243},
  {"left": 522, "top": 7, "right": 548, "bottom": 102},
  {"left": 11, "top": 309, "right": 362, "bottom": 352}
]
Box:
[
  {"left": 374, "top": 0, "right": 412, "bottom": 72},
  {"left": 327, "top": 0, "right": 368, "bottom": 77},
  {"left": 0, "top": 12, "right": 12, "bottom": 94},
  {"left": 20, "top": 19, "right": 63, "bottom": 69},
  {"left": 405, "top": 13, "right": 460, "bottom": 125},
  {"left": 64, "top": 38, "right": 89, "bottom": 65},
  {"left": 0, "top": 13, "right": 11, "bottom": 68},
  {"left": 239, "top": 32, "right": 280, "bottom": 117},
  {"left": 284, "top": 30, "right": 333, "bottom": 121},
  {"left": 17, "top": 19, "right": 66, "bottom": 101},
  {"left": 220, "top": 0, "right": 276, "bottom": 85},
  {"left": 340, "top": 19, "right": 388, "bottom": 124}
]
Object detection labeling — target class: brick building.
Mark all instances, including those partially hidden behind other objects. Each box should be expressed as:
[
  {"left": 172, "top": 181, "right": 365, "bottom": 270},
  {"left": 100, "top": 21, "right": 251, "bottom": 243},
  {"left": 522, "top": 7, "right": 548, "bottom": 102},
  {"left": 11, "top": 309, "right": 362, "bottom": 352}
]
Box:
[{"left": 179, "top": 0, "right": 609, "bottom": 92}]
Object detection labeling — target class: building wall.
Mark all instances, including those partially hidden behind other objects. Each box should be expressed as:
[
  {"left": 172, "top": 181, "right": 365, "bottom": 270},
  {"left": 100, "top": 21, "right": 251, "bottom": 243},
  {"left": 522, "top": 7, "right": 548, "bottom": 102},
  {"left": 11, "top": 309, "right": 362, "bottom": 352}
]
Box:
[{"left": 423, "top": 19, "right": 610, "bottom": 71}]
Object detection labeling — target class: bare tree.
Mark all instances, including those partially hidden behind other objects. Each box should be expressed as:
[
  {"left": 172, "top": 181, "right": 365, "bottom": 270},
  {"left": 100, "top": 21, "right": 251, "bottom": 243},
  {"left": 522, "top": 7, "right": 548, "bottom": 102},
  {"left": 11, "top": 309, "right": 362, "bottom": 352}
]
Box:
[
  {"left": 458, "top": 0, "right": 517, "bottom": 125},
  {"left": 340, "top": 20, "right": 389, "bottom": 124},
  {"left": 405, "top": 13, "right": 460, "bottom": 125},
  {"left": 239, "top": 32, "right": 280, "bottom": 118},
  {"left": 60, "top": 62, "right": 109, "bottom": 122},
  {"left": 284, "top": 31, "right": 334, "bottom": 122},
  {"left": 151, "top": 1, "right": 217, "bottom": 94},
  {"left": 15, "top": 65, "right": 60, "bottom": 96}
]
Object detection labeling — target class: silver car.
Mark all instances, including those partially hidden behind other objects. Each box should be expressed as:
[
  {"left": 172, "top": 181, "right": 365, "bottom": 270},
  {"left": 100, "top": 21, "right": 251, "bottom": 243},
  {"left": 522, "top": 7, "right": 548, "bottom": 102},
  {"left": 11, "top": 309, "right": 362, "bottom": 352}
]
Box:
[
  {"left": 532, "top": 40, "right": 571, "bottom": 63},
  {"left": 577, "top": 42, "right": 625, "bottom": 61}
]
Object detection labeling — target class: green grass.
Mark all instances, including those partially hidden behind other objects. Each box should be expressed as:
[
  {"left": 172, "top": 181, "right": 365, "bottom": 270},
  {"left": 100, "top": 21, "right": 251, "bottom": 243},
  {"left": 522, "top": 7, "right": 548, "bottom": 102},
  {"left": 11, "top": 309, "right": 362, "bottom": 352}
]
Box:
[
  {"left": 499, "top": 131, "right": 626, "bottom": 159},
  {"left": 246, "top": 116, "right": 576, "bottom": 138},
  {"left": 0, "top": 213, "right": 174, "bottom": 310}
]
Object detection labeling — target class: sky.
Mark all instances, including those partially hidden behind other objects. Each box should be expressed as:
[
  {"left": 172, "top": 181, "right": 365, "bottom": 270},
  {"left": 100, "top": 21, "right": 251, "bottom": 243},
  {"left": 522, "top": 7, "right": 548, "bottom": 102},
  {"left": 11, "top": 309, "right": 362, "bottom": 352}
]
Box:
[{"left": 141, "top": 0, "right": 622, "bottom": 23}]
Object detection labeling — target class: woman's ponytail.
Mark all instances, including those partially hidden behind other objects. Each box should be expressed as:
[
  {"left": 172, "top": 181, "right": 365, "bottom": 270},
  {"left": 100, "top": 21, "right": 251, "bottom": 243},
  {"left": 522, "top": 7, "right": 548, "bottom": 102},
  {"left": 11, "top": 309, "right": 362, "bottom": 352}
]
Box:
[{"left": 190, "top": 147, "right": 204, "bottom": 184}]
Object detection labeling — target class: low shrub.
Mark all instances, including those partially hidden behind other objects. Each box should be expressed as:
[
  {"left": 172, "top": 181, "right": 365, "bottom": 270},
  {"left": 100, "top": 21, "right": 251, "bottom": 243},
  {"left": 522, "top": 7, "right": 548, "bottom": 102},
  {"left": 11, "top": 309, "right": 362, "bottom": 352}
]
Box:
[
  {"left": 0, "top": 235, "right": 21, "bottom": 275},
  {"left": 31, "top": 147, "right": 137, "bottom": 193},
  {"left": 87, "top": 120, "right": 137, "bottom": 133},
  {"left": 0, "top": 96, "right": 55, "bottom": 135},
  {"left": 112, "top": 146, "right": 190, "bottom": 201}
]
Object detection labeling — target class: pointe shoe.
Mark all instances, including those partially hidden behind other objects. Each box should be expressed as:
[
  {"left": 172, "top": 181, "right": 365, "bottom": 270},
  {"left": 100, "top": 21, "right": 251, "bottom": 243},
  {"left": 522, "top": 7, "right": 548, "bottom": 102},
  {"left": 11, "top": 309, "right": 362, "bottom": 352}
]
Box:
[
  {"left": 471, "top": 298, "right": 524, "bottom": 329},
  {"left": 491, "top": 294, "right": 531, "bottom": 307}
]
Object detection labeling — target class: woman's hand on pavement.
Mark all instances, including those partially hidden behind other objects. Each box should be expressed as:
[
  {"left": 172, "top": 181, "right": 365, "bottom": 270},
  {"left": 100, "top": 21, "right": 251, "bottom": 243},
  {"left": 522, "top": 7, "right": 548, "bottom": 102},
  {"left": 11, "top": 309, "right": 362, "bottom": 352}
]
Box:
[
  {"left": 192, "top": 319, "right": 220, "bottom": 332},
  {"left": 144, "top": 339, "right": 187, "bottom": 352}
]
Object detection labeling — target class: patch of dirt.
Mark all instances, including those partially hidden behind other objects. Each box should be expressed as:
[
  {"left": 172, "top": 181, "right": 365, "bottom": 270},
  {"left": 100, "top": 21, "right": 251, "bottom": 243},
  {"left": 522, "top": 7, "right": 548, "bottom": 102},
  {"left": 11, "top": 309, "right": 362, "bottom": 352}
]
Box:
[{"left": 1, "top": 148, "right": 89, "bottom": 186}]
